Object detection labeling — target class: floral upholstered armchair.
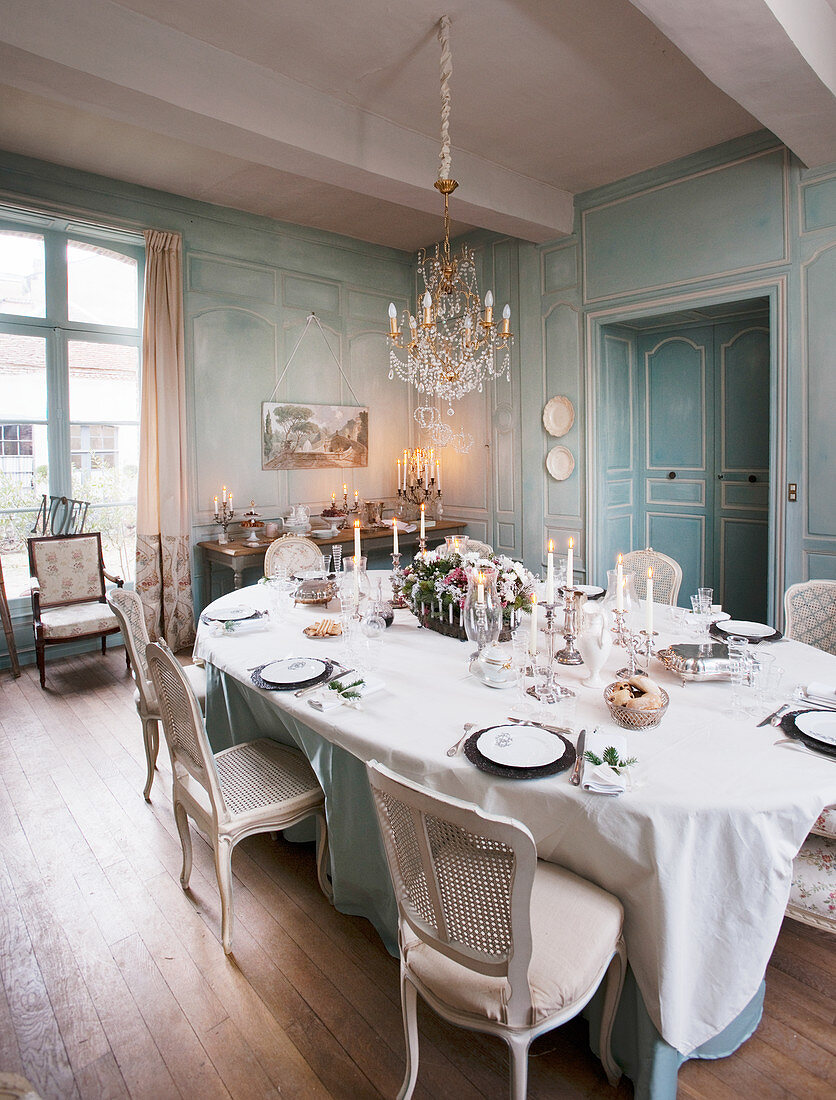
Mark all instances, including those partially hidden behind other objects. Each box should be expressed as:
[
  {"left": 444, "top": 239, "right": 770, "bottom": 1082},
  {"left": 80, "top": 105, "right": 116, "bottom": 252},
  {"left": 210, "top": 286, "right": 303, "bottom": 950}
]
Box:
[{"left": 28, "top": 532, "right": 127, "bottom": 688}]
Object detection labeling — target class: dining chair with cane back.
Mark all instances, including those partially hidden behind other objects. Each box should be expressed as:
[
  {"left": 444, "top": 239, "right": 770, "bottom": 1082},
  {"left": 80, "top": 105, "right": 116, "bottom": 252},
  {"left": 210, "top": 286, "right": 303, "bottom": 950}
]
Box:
[
  {"left": 146, "top": 640, "right": 333, "bottom": 954},
  {"left": 464, "top": 539, "right": 493, "bottom": 557},
  {"left": 263, "top": 534, "right": 324, "bottom": 577},
  {"left": 784, "top": 580, "right": 836, "bottom": 656},
  {"left": 28, "top": 531, "right": 126, "bottom": 688},
  {"left": 107, "top": 587, "right": 206, "bottom": 800},
  {"left": 367, "top": 761, "right": 627, "bottom": 1100},
  {"left": 621, "top": 548, "right": 682, "bottom": 606}
]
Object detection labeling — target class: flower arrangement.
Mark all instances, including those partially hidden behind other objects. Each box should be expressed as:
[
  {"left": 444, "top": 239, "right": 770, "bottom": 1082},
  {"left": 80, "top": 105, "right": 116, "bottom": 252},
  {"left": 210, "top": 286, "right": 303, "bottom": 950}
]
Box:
[{"left": 397, "top": 548, "right": 535, "bottom": 638}]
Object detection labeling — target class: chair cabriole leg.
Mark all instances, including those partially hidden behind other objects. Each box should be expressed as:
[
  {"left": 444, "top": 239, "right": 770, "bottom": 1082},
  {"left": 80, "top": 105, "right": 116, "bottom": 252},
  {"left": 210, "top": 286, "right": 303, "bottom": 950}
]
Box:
[
  {"left": 397, "top": 968, "right": 420, "bottom": 1100},
  {"left": 506, "top": 1033, "right": 530, "bottom": 1100},
  {"left": 599, "top": 937, "right": 627, "bottom": 1087},
  {"left": 141, "top": 716, "right": 159, "bottom": 801},
  {"left": 215, "top": 835, "right": 235, "bottom": 954},
  {"left": 173, "top": 799, "right": 193, "bottom": 888},
  {"left": 315, "top": 811, "right": 333, "bottom": 902},
  {"left": 36, "top": 639, "right": 46, "bottom": 688}
]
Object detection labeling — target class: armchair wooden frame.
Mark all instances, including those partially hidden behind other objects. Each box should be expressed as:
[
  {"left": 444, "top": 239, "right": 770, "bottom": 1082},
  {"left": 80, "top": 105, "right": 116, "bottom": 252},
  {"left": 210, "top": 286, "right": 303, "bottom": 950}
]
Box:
[{"left": 28, "top": 532, "right": 127, "bottom": 688}]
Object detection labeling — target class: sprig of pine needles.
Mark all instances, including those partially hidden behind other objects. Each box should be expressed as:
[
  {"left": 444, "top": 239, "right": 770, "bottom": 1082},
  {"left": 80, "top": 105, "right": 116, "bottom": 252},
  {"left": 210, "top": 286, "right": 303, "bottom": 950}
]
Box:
[
  {"left": 328, "top": 677, "right": 365, "bottom": 701},
  {"left": 584, "top": 745, "right": 638, "bottom": 773}
]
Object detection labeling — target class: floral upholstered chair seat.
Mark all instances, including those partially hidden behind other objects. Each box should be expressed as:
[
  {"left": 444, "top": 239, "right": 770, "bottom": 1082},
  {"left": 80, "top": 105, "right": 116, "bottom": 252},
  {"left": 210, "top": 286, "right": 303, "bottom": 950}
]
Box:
[
  {"left": 812, "top": 805, "right": 836, "bottom": 839},
  {"left": 787, "top": 835, "right": 836, "bottom": 933},
  {"left": 40, "top": 601, "right": 119, "bottom": 639}
]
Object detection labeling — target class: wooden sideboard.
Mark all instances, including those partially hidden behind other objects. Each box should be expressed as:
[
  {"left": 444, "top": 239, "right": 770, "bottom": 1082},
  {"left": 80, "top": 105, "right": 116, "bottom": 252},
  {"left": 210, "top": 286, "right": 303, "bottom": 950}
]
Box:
[{"left": 198, "top": 518, "right": 469, "bottom": 592}]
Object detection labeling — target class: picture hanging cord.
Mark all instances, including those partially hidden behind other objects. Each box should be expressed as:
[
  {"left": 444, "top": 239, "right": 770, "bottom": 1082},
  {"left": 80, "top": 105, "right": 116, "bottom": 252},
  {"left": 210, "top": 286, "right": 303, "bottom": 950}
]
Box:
[{"left": 265, "top": 312, "right": 362, "bottom": 406}]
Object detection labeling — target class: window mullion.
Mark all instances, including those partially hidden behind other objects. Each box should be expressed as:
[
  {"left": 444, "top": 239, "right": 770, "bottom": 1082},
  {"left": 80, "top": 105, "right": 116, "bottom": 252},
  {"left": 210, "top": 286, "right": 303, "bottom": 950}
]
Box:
[{"left": 46, "top": 327, "right": 71, "bottom": 498}]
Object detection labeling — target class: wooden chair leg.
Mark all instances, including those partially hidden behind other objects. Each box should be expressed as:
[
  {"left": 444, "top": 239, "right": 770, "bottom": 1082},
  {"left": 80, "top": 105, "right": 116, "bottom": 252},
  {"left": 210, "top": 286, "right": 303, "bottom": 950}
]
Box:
[
  {"left": 36, "top": 639, "right": 46, "bottom": 688},
  {"left": 507, "top": 1033, "right": 531, "bottom": 1100},
  {"left": 314, "top": 810, "right": 333, "bottom": 903},
  {"left": 101, "top": 635, "right": 107, "bottom": 654},
  {"left": 598, "top": 938, "right": 627, "bottom": 1087}
]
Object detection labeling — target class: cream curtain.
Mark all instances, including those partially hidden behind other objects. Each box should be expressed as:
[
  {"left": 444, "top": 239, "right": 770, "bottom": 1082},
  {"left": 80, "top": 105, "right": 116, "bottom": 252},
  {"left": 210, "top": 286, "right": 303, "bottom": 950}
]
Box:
[{"left": 135, "top": 230, "right": 195, "bottom": 649}]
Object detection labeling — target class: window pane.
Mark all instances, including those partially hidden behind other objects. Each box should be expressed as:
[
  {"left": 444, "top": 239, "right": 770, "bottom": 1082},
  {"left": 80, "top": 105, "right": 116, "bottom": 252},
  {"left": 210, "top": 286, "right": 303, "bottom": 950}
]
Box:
[
  {"left": 0, "top": 332, "right": 48, "bottom": 420},
  {"left": 67, "top": 240, "right": 138, "bottom": 327},
  {"left": 68, "top": 339, "right": 138, "bottom": 583},
  {"left": 0, "top": 230, "right": 46, "bottom": 317}
]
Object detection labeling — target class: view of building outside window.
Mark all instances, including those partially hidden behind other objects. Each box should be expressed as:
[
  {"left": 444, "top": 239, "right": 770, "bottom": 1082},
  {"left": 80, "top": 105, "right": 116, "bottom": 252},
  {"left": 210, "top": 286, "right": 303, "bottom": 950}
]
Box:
[{"left": 0, "top": 220, "right": 143, "bottom": 596}]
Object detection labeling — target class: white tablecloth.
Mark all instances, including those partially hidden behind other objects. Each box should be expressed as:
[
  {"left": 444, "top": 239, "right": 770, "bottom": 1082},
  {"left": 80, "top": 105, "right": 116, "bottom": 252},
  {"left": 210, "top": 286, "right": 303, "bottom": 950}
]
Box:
[{"left": 195, "top": 585, "right": 836, "bottom": 1056}]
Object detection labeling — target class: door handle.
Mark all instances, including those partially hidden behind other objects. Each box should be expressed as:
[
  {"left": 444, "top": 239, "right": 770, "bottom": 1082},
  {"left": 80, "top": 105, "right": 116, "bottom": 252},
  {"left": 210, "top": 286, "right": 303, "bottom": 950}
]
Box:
[
  {"left": 748, "top": 474, "right": 757, "bottom": 483},
  {"left": 717, "top": 474, "right": 724, "bottom": 480}
]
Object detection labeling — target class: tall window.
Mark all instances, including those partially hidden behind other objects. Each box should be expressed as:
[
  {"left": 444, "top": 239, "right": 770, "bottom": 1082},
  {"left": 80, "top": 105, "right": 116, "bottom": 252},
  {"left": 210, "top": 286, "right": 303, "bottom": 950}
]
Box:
[{"left": 0, "top": 210, "right": 144, "bottom": 597}]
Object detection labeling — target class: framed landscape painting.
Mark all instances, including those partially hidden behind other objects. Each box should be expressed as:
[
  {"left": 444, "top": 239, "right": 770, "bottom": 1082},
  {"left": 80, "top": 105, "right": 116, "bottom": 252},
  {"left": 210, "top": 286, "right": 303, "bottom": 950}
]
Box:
[{"left": 262, "top": 402, "right": 369, "bottom": 470}]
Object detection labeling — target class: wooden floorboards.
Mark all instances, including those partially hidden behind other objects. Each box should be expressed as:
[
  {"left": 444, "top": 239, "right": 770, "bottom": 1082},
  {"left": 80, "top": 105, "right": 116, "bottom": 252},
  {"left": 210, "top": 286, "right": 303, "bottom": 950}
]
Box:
[{"left": 0, "top": 649, "right": 834, "bottom": 1099}]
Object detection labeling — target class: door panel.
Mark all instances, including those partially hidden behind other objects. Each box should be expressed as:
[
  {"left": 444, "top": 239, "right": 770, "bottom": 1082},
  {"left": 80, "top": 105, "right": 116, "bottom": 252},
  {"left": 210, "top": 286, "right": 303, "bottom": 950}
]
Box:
[
  {"left": 714, "top": 323, "right": 769, "bottom": 617},
  {"left": 600, "top": 330, "right": 637, "bottom": 575},
  {"left": 639, "top": 328, "right": 713, "bottom": 600}
]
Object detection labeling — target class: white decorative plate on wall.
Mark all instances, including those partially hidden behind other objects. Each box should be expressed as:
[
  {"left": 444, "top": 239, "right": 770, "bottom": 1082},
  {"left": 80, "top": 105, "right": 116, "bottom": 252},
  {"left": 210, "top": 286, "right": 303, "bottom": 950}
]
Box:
[
  {"left": 546, "top": 445, "right": 575, "bottom": 481},
  {"left": 542, "top": 395, "right": 575, "bottom": 437}
]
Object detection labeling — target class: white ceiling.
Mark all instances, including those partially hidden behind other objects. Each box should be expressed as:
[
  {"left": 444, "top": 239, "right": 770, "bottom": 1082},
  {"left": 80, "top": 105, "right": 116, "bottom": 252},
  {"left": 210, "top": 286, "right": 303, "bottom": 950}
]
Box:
[{"left": 0, "top": 0, "right": 833, "bottom": 251}]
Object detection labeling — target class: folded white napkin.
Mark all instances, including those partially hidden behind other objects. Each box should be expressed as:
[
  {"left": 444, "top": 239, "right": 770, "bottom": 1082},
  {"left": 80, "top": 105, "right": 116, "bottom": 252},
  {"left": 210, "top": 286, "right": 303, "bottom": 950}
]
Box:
[
  {"left": 211, "top": 615, "right": 269, "bottom": 636},
  {"left": 307, "top": 675, "right": 385, "bottom": 711},
  {"left": 806, "top": 681, "right": 836, "bottom": 704},
  {"left": 581, "top": 729, "right": 629, "bottom": 796},
  {"left": 387, "top": 519, "right": 417, "bottom": 533}
]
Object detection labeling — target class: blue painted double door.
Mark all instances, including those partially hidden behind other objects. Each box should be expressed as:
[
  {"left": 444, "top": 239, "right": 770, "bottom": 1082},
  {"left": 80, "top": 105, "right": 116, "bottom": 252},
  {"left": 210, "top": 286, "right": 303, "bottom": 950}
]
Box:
[{"left": 600, "top": 317, "right": 770, "bottom": 619}]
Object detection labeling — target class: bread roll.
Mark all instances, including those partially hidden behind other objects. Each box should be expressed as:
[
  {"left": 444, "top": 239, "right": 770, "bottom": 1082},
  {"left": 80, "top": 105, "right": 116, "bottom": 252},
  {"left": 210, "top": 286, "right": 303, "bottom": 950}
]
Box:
[
  {"left": 611, "top": 687, "right": 633, "bottom": 706},
  {"left": 629, "top": 674, "right": 661, "bottom": 695},
  {"left": 626, "top": 692, "right": 663, "bottom": 710}
]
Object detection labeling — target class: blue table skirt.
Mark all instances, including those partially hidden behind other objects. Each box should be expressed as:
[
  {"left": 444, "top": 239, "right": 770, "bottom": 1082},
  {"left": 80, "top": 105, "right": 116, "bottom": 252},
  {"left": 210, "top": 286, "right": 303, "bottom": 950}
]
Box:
[{"left": 206, "top": 667, "right": 764, "bottom": 1099}]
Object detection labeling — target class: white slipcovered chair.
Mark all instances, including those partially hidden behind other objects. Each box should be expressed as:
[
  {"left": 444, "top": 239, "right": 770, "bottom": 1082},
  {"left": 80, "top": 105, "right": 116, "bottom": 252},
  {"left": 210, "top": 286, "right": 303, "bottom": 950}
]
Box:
[
  {"left": 367, "top": 761, "right": 626, "bottom": 1099},
  {"left": 621, "top": 547, "right": 682, "bottom": 605},
  {"left": 784, "top": 580, "right": 836, "bottom": 656},
  {"left": 28, "top": 532, "right": 126, "bottom": 688},
  {"left": 146, "top": 640, "right": 332, "bottom": 954},
  {"left": 263, "top": 534, "right": 323, "bottom": 577},
  {"left": 465, "top": 538, "right": 493, "bottom": 557},
  {"left": 107, "top": 587, "right": 206, "bottom": 800}
]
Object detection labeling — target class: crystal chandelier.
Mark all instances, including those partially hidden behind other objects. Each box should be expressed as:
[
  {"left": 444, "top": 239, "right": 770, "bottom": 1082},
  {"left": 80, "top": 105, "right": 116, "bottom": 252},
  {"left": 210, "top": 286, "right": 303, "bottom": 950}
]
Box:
[{"left": 387, "top": 15, "right": 513, "bottom": 442}]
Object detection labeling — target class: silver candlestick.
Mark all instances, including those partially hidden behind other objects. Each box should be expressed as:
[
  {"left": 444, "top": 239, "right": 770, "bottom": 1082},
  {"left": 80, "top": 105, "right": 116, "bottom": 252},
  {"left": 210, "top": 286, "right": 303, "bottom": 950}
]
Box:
[
  {"left": 527, "top": 600, "right": 575, "bottom": 702},
  {"left": 390, "top": 552, "right": 407, "bottom": 608},
  {"left": 214, "top": 499, "right": 235, "bottom": 545},
  {"left": 556, "top": 586, "right": 583, "bottom": 665},
  {"left": 616, "top": 629, "right": 647, "bottom": 679},
  {"left": 611, "top": 608, "right": 630, "bottom": 647}
]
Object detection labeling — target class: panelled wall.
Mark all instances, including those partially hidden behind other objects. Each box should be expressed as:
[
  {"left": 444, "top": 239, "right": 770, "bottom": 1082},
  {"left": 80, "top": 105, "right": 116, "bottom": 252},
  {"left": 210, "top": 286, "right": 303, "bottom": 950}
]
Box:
[
  {"left": 0, "top": 130, "right": 834, "bottom": 666},
  {"left": 520, "top": 133, "right": 836, "bottom": 617}
]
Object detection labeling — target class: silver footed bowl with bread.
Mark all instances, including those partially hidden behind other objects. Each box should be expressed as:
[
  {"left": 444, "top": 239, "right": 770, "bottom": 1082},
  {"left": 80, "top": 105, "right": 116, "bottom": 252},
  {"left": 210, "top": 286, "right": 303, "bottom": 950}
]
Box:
[{"left": 604, "top": 674, "right": 669, "bottom": 729}]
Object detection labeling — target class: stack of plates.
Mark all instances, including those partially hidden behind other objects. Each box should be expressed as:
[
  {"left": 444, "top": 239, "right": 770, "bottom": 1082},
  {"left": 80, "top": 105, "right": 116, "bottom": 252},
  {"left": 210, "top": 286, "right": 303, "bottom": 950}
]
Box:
[
  {"left": 463, "top": 723, "right": 575, "bottom": 779},
  {"left": 251, "top": 656, "right": 334, "bottom": 691},
  {"left": 710, "top": 619, "right": 782, "bottom": 644},
  {"left": 202, "top": 604, "right": 260, "bottom": 624},
  {"left": 779, "top": 710, "right": 836, "bottom": 757}
]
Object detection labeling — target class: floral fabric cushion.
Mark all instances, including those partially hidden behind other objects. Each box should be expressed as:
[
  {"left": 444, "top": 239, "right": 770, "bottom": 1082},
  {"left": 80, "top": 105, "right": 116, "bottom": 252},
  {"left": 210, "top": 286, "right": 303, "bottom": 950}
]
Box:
[
  {"left": 40, "top": 601, "right": 118, "bottom": 639},
  {"left": 811, "top": 805, "right": 836, "bottom": 839},
  {"left": 32, "top": 536, "right": 104, "bottom": 605},
  {"left": 787, "top": 835, "right": 836, "bottom": 933}
]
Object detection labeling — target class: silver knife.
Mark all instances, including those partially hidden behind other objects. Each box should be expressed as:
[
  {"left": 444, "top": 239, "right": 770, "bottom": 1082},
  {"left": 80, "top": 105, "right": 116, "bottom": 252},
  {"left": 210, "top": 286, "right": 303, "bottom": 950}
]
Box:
[
  {"left": 757, "top": 703, "right": 790, "bottom": 727},
  {"left": 570, "top": 728, "right": 586, "bottom": 786},
  {"left": 295, "top": 667, "right": 355, "bottom": 698}
]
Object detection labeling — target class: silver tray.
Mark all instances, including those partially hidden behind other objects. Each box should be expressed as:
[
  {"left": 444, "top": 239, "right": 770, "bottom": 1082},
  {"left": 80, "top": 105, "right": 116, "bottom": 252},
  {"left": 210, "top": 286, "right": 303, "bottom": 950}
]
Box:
[{"left": 656, "top": 642, "right": 732, "bottom": 682}]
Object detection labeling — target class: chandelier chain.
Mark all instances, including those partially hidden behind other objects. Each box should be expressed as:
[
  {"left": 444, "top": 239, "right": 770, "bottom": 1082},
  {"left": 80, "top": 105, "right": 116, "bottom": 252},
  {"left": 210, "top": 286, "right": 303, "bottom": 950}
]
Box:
[{"left": 438, "top": 14, "right": 453, "bottom": 180}]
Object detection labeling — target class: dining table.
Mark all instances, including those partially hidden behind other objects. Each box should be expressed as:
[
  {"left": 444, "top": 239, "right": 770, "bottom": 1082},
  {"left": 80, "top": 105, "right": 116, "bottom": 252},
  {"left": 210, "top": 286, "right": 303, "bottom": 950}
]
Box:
[{"left": 194, "top": 579, "right": 836, "bottom": 1100}]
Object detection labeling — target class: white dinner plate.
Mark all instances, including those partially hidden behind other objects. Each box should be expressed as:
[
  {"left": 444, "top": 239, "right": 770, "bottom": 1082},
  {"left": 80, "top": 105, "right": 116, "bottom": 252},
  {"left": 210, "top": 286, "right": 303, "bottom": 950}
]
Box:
[
  {"left": 477, "top": 725, "right": 564, "bottom": 768},
  {"left": 715, "top": 619, "right": 773, "bottom": 639},
  {"left": 259, "top": 657, "right": 329, "bottom": 686},
  {"left": 794, "top": 712, "right": 836, "bottom": 747},
  {"left": 542, "top": 395, "right": 575, "bottom": 438},
  {"left": 203, "top": 604, "right": 256, "bottom": 622},
  {"left": 575, "top": 584, "right": 605, "bottom": 598},
  {"left": 546, "top": 445, "right": 575, "bottom": 482}
]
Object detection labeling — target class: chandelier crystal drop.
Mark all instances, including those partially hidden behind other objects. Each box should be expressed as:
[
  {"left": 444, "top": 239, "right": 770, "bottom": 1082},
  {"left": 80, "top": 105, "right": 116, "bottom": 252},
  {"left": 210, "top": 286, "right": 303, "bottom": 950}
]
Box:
[{"left": 387, "top": 15, "right": 513, "bottom": 441}]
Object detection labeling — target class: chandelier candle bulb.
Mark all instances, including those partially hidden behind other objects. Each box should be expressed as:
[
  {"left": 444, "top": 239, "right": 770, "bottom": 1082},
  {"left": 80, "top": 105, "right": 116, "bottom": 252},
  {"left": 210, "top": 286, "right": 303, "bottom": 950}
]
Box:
[
  {"left": 388, "top": 302, "right": 398, "bottom": 336},
  {"left": 546, "top": 539, "right": 555, "bottom": 603},
  {"left": 422, "top": 290, "right": 433, "bottom": 326},
  {"left": 484, "top": 290, "right": 493, "bottom": 326},
  {"left": 500, "top": 304, "right": 511, "bottom": 336},
  {"left": 616, "top": 553, "right": 624, "bottom": 612},
  {"left": 646, "top": 568, "right": 654, "bottom": 634}
]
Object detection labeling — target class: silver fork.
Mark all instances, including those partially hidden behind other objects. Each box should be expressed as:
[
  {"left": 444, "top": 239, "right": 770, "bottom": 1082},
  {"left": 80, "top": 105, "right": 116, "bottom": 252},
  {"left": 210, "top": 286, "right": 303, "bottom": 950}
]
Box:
[{"left": 447, "top": 723, "right": 476, "bottom": 757}]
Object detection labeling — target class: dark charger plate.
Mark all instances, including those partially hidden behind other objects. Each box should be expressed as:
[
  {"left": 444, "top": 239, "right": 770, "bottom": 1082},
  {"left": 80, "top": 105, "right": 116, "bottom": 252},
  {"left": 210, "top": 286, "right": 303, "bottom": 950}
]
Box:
[
  {"left": 778, "top": 710, "right": 836, "bottom": 758},
  {"left": 463, "top": 723, "right": 576, "bottom": 779},
  {"left": 251, "top": 657, "right": 334, "bottom": 692},
  {"left": 710, "top": 622, "right": 782, "bottom": 645}
]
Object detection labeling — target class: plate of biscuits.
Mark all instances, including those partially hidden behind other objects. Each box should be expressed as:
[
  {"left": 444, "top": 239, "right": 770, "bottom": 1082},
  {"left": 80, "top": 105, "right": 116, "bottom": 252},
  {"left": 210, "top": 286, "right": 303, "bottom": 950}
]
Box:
[{"left": 303, "top": 618, "right": 342, "bottom": 638}]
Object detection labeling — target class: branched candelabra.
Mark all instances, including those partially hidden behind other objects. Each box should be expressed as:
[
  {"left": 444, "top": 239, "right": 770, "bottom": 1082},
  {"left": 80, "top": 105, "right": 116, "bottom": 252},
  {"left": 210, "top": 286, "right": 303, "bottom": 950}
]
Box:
[
  {"left": 214, "top": 497, "right": 235, "bottom": 545},
  {"left": 397, "top": 446, "right": 443, "bottom": 519}
]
